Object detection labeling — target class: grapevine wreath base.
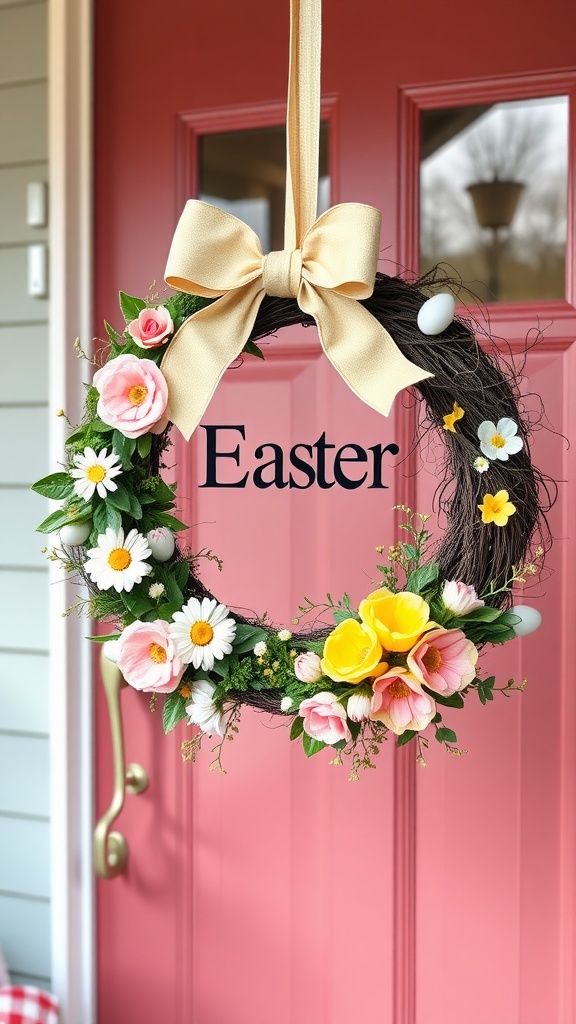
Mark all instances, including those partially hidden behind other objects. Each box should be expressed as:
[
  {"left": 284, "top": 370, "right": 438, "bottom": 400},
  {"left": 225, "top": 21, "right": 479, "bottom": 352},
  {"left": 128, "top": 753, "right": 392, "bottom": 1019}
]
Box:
[{"left": 34, "top": 269, "right": 552, "bottom": 775}]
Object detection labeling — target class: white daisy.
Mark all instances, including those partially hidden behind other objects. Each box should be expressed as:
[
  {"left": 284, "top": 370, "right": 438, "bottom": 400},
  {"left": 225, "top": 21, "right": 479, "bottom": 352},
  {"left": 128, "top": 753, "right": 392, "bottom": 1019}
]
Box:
[
  {"left": 477, "top": 418, "right": 524, "bottom": 461},
  {"left": 185, "top": 678, "right": 225, "bottom": 736},
  {"left": 277, "top": 628, "right": 292, "bottom": 641},
  {"left": 169, "top": 596, "right": 236, "bottom": 671},
  {"left": 473, "top": 456, "right": 490, "bottom": 473},
  {"left": 84, "top": 527, "right": 152, "bottom": 593},
  {"left": 70, "top": 447, "right": 122, "bottom": 500}
]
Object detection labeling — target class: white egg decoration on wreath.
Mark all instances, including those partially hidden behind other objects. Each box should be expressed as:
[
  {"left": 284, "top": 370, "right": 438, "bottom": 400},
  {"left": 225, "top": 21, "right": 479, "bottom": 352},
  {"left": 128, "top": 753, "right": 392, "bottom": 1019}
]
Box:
[
  {"left": 417, "top": 292, "right": 456, "bottom": 336},
  {"left": 146, "top": 526, "right": 176, "bottom": 562},
  {"left": 511, "top": 605, "right": 542, "bottom": 637},
  {"left": 60, "top": 521, "right": 92, "bottom": 546}
]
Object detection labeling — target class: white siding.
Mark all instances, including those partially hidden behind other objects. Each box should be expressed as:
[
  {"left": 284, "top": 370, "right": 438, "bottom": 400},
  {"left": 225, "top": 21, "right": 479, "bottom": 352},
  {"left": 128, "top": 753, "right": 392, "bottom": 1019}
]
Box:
[{"left": 0, "top": 0, "right": 51, "bottom": 989}]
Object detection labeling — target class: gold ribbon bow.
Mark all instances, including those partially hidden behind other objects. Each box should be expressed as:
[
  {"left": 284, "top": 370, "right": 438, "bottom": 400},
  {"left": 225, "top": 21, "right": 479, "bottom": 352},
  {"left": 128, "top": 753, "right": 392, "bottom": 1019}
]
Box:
[{"left": 161, "top": 0, "right": 432, "bottom": 440}]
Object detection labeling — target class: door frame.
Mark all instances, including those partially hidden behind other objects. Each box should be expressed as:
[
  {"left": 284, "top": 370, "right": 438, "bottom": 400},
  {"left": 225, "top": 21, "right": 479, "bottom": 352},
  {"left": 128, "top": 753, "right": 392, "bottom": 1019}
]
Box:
[{"left": 48, "top": 0, "right": 95, "bottom": 1019}]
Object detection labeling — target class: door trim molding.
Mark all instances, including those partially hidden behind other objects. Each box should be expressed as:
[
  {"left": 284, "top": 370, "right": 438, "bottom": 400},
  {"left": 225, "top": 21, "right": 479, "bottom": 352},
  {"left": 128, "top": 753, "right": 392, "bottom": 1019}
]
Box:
[{"left": 48, "top": 0, "right": 95, "bottom": 1020}]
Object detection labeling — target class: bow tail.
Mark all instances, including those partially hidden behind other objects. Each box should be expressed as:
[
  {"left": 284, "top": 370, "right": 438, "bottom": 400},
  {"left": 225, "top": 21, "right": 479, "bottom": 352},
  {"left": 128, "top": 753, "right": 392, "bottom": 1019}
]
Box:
[
  {"left": 301, "top": 285, "right": 433, "bottom": 417},
  {"left": 161, "top": 280, "right": 266, "bottom": 441}
]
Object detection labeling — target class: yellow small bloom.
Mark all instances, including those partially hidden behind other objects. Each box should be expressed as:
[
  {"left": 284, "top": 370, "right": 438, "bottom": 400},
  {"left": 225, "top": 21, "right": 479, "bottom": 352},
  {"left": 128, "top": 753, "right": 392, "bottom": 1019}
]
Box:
[
  {"left": 359, "top": 589, "right": 435, "bottom": 653},
  {"left": 478, "top": 490, "right": 517, "bottom": 527},
  {"left": 179, "top": 684, "right": 191, "bottom": 699},
  {"left": 443, "top": 401, "right": 465, "bottom": 432},
  {"left": 322, "top": 618, "right": 384, "bottom": 684}
]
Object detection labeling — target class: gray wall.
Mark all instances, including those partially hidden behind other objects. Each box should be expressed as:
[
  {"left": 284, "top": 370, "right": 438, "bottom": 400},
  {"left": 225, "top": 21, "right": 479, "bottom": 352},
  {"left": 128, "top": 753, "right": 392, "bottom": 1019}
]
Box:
[{"left": 0, "top": 0, "right": 52, "bottom": 989}]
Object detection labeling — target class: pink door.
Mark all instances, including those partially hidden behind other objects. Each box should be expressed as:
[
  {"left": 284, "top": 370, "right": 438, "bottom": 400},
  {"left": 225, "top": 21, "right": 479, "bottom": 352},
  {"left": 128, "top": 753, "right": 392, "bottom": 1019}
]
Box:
[{"left": 94, "top": 3, "right": 576, "bottom": 1022}]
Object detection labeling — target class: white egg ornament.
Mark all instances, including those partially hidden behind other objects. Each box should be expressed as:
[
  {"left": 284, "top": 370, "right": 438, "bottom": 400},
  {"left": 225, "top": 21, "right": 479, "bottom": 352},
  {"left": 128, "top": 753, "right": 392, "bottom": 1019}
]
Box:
[
  {"left": 146, "top": 526, "right": 175, "bottom": 562},
  {"left": 102, "top": 639, "right": 121, "bottom": 663},
  {"left": 59, "top": 521, "right": 92, "bottom": 546},
  {"left": 511, "top": 605, "right": 542, "bottom": 638},
  {"left": 417, "top": 292, "right": 456, "bottom": 336}
]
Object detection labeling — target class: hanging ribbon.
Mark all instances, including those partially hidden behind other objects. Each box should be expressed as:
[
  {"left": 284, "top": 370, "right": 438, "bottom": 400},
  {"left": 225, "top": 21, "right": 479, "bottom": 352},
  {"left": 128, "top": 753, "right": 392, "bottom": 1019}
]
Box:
[{"left": 161, "top": 0, "right": 432, "bottom": 440}]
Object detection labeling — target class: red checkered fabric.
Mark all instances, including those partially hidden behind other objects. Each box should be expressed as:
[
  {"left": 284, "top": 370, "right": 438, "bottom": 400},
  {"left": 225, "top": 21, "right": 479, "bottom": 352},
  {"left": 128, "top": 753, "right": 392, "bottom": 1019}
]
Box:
[{"left": 0, "top": 987, "right": 58, "bottom": 1024}]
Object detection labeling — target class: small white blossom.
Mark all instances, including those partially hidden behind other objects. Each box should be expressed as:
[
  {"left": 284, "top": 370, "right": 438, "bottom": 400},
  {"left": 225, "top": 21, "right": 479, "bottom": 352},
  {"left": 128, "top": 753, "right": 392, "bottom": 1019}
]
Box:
[
  {"left": 277, "top": 629, "right": 292, "bottom": 642},
  {"left": 477, "top": 418, "right": 523, "bottom": 461},
  {"left": 148, "top": 582, "right": 166, "bottom": 600},
  {"left": 473, "top": 456, "right": 490, "bottom": 473},
  {"left": 254, "top": 641, "right": 267, "bottom": 657},
  {"left": 280, "top": 696, "right": 293, "bottom": 712}
]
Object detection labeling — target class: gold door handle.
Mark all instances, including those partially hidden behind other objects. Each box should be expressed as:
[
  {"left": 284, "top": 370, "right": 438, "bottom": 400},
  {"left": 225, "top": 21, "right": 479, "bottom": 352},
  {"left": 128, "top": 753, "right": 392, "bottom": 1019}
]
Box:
[{"left": 93, "top": 648, "right": 149, "bottom": 879}]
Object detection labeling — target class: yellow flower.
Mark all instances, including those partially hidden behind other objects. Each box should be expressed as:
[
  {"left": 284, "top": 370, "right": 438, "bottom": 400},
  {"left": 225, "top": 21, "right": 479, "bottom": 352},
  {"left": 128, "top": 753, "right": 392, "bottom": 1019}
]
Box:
[
  {"left": 443, "top": 401, "right": 464, "bottom": 432},
  {"left": 359, "top": 589, "right": 435, "bottom": 653},
  {"left": 478, "top": 490, "right": 517, "bottom": 526},
  {"left": 321, "top": 618, "right": 384, "bottom": 684}
]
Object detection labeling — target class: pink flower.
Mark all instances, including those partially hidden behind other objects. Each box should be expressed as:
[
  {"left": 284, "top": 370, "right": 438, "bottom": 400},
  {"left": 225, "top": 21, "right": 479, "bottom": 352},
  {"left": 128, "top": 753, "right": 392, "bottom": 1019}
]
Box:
[
  {"left": 93, "top": 354, "right": 169, "bottom": 438},
  {"left": 294, "top": 651, "right": 323, "bottom": 683},
  {"left": 442, "top": 580, "right": 484, "bottom": 616},
  {"left": 298, "top": 691, "right": 351, "bottom": 746},
  {"left": 407, "top": 627, "right": 478, "bottom": 696},
  {"left": 370, "top": 669, "right": 435, "bottom": 735},
  {"left": 117, "top": 618, "right": 184, "bottom": 693},
  {"left": 128, "top": 306, "right": 173, "bottom": 348}
]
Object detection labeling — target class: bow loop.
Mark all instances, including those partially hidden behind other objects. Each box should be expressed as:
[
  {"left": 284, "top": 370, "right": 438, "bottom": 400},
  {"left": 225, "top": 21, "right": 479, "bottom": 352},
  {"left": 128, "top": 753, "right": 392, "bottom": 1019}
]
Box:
[
  {"left": 262, "top": 249, "right": 303, "bottom": 298},
  {"left": 165, "top": 200, "right": 263, "bottom": 297},
  {"left": 301, "top": 203, "right": 382, "bottom": 297}
]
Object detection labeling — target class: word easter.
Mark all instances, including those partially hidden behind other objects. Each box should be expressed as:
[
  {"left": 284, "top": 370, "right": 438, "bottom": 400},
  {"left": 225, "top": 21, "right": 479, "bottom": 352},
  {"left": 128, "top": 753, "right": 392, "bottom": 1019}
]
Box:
[{"left": 199, "top": 426, "right": 400, "bottom": 490}]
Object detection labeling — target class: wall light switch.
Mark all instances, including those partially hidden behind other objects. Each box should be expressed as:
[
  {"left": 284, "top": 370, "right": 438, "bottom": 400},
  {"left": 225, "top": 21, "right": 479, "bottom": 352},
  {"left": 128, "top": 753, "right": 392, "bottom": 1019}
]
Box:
[
  {"left": 28, "top": 244, "right": 48, "bottom": 298},
  {"left": 27, "top": 182, "right": 48, "bottom": 227}
]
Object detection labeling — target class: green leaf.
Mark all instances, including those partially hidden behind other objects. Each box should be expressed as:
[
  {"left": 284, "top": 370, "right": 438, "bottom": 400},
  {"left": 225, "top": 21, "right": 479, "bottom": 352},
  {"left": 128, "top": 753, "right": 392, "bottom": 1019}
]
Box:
[
  {"left": 107, "top": 503, "right": 122, "bottom": 531},
  {"left": 155, "top": 602, "right": 182, "bottom": 621},
  {"left": 121, "top": 590, "right": 154, "bottom": 618},
  {"left": 435, "top": 726, "right": 458, "bottom": 744},
  {"left": 232, "top": 623, "right": 268, "bottom": 655},
  {"left": 104, "top": 320, "right": 122, "bottom": 344},
  {"left": 119, "top": 291, "right": 146, "bottom": 324},
  {"left": 432, "top": 712, "right": 443, "bottom": 724},
  {"left": 242, "top": 339, "right": 265, "bottom": 360},
  {"left": 151, "top": 511, "right": 189, "bottom": 533},
  {"left": 36, "top": 505, "right": 90, "bottom": 535},
  {"left": 478, "top": 688, "right": 487, "bottom": 705},
  {"left": 406, "top": 562, "right": 439, "bottom": 595},
  {"left": 423, "top": 688, "right": 464, "bottom": 709},
  {"left": 163, "top": 691, "right": 188, "bottom": 734},
  {"left": 401, "top": 543, "right": 418, "bottom": 561},
  {"left": 460, "top": 605, "right": 502, "bottom": 623},
  {"left": 302, "top": 733, "right": 326, "bottom": 757},
  {"left": 90, "top": 417, "right": 114, "bottom": 434},
  {"left": 32, "top": 472, "right": 74, "bottom": 500},
  {"left": 290, "top": 716, "right": 304, "bottom": 740},
  {"left": 112, "top": 430, "right": 137, "bottom": 469},
  {"left": 128, "top": 492, "right": 143, "bottom": 520},
  {"left": 106, "top": 483, "right": 132, "bottom": 513},
  {"left": 174, "top": 559, "right": 190, "bottom": 590},
  {"left": 149, "top": 479, "right": 177, "bottom": 503},
  {"left": 499, "top": 611, "right": 522, "bottom": 627},
  {"left": 86, "top": 633, "right": 121, "bottom": 643},
  {"left": 333, "top": 608, "right": 358, "bottom": 624},
  {"left": 137, "top": 433, "right": 153, "bottom": 459},
  {"left": 164, "top": 574, "right": 184, "bottom": 609},
  {"left": 396, "top": 729, "right": 418, "bottom": 746}
]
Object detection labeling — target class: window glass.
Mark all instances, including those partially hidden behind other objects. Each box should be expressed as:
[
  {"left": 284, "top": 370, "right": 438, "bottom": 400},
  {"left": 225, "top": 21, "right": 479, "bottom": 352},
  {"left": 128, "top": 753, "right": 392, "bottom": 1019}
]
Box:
[{"left": 420, "top": 96, "right": 568, "bottom": 302}]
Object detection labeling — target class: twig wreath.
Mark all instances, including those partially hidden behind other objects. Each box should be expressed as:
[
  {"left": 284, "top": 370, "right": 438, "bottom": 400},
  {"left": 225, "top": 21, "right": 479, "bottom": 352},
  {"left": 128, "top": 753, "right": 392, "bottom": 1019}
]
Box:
[{"left": 34, "top": 0, "right": 550, "bottom": 776}]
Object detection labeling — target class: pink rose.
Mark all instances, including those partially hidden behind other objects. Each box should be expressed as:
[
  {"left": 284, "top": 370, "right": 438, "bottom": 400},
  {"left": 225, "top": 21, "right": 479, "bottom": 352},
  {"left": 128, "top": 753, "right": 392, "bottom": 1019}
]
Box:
[
  {"left": 128, "top": 305, "right": 173, "bottom": 348},
  {"left": 117, "top": 619, "right": 184, "bottom": 693},
  {"left": 442, "top": 580, "right": 484, "bottom": 616},
  {"left": 94, "top": 354, "right": 169, "bottom": 439},
  {"left": 294, "top": 651, "right": 323, "bottom": 683},
  {"left": 407, "top": 627, "right": 478, "bottom": 696},
  {"left": 298, "top": 691, "right": 351, "bottom": 746}
]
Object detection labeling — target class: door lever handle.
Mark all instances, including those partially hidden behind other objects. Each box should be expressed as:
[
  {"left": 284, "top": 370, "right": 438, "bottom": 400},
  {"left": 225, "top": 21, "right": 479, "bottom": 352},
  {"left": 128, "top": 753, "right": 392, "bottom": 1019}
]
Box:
[{"left": 93, "top": 648, "right": 149, "bottom": 879}]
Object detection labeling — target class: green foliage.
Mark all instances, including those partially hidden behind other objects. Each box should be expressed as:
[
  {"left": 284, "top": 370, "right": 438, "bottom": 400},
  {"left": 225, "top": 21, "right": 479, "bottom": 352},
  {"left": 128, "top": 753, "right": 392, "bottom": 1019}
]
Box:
[
  {"left": 37, "top": 500, "right": 91, "bottom": 534},
  {"left": 302, "top": 733, "right": 326, "bottom": 757},
  {"left": 242, "top": 340, "right": 265, "bottom": 360},
  {"left": 119, "top": 291, "right": 146, "bottom": 324},
  {"left": 163, "top": 690, "right": 188, "bottom": 734},
  {"left": 396, "top": 729, "right": 418, "bottom": 747},
  {"left": 112, "top": 430, "right": 137, "bottom": 469},
  {"left": 32, "top": 472, "right": 74, "bottom": 501},
  {"left": 290, "top": 717, "right": 304, "bottom": 740},
  {"left": 164, "top": 290, "right": 213, "bottom": 331},
  {"left": 405, "top": 561, "right": 439, "bottom": 597},
  {"left": 232, "top": 623, "right": 269, "bottom": 655}
]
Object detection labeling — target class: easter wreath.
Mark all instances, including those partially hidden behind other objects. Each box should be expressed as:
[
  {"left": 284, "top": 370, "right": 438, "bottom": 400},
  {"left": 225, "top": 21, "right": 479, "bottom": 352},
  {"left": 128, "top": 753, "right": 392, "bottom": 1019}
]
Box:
[
  {"left": 33, "top": 0, "right": 550, "bottom": 775},
  {"left": 33, "top": 272, "right": 550, "bottom": 776}
]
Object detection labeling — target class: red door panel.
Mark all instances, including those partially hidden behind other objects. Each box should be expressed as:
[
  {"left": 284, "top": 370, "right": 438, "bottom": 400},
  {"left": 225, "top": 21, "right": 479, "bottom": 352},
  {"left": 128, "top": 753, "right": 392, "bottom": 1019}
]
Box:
[{"left": 94, "top": 2, "right": 576, "bottom": 1021}]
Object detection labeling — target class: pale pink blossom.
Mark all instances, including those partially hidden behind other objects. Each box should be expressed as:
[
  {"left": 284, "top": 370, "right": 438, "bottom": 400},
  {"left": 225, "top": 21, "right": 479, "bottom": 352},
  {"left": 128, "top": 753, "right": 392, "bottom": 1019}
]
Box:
[
  {"left": 128, "top": 306, "right": 173, "bottom": 348},
  {"left": 407, "top": 627, "right": 478, "bottom": 696},
  {"left": 93, "top": 354, "right": 168, "bottom": 438},
  {"left": 347, "top": 690, "right": 372, "bottom": 722},
  {"left": 294, "top": 651, "right": 323, "bottom": 684},
  {"left": 370, "top": 668, "right": 436, "bottom": 735},
  {"left": 299, "top": 691, "right": 351, "bottom": 746},
  {"left": 117, "top": 619, "right": 184, "bottom": 693},
  {"left": 442, "top": 580, "right": 484, "bottom": 616}
]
